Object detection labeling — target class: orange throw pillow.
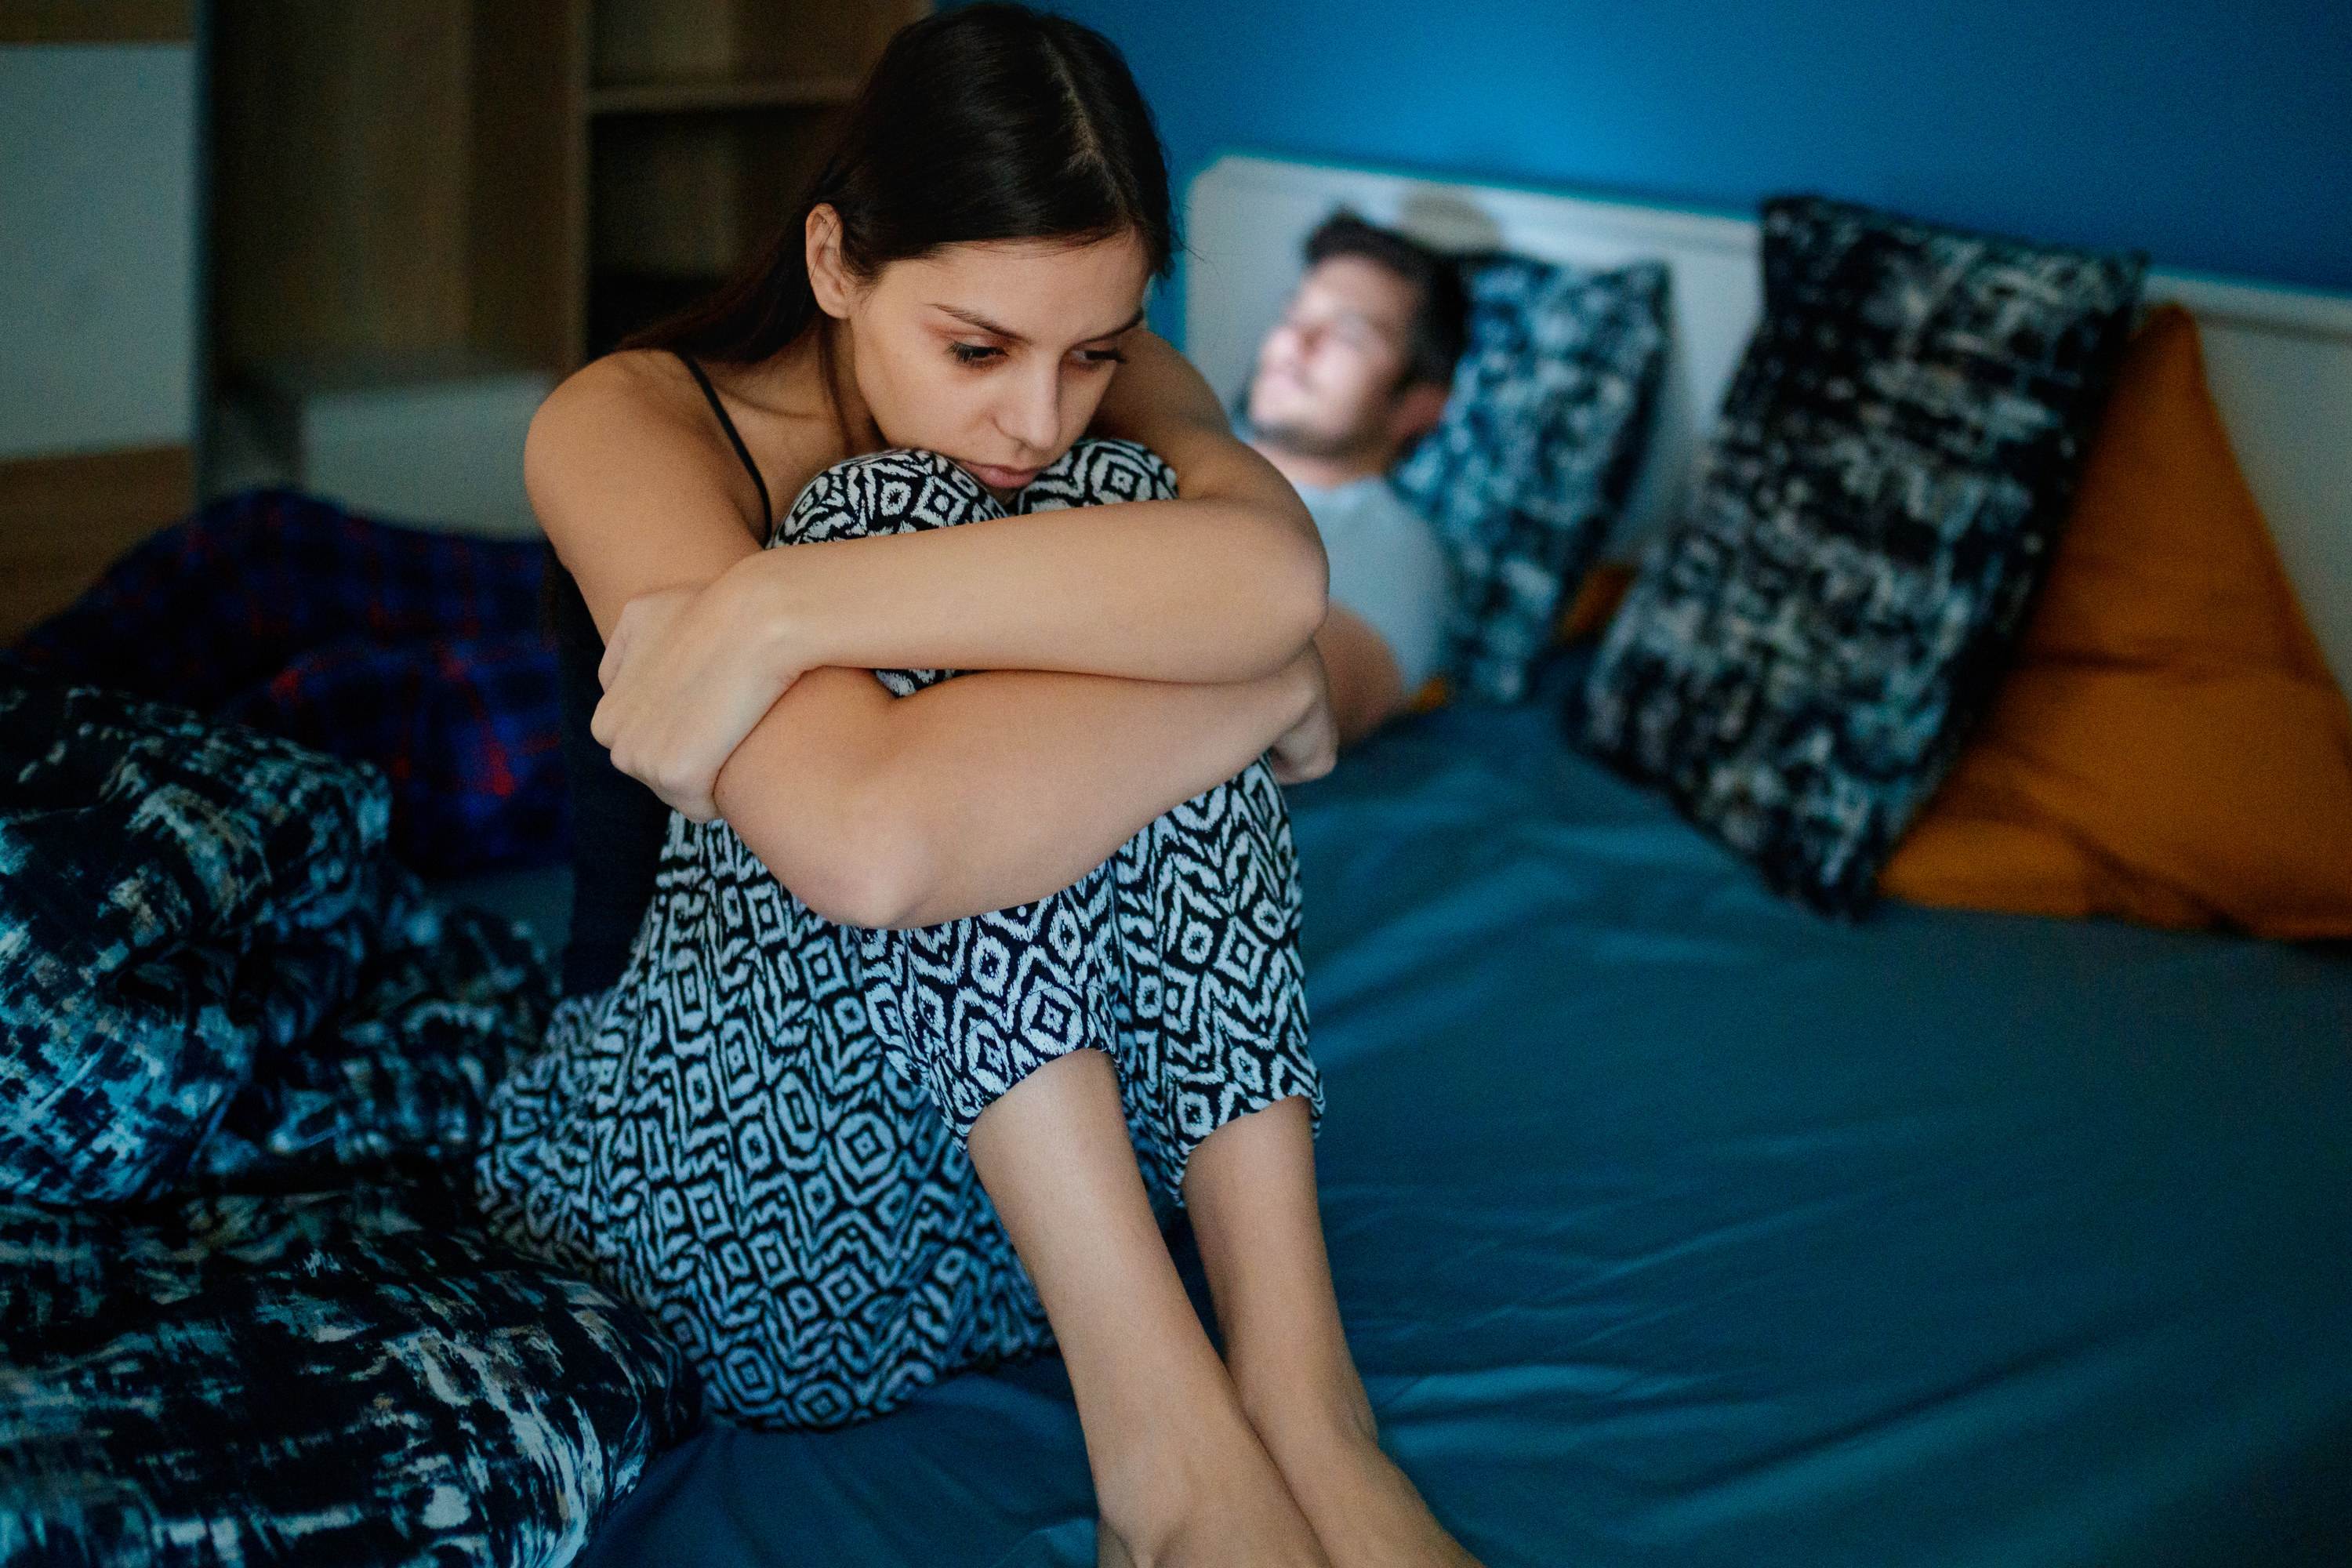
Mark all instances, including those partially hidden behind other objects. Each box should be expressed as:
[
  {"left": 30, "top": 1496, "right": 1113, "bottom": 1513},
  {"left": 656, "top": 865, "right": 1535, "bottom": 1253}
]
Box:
[
  {"left": 1879, "top": 305, "right": 2352, "bottom": 939},
  {"left": 1556, "top": 561, "right": 1638, "bottom": 644}
]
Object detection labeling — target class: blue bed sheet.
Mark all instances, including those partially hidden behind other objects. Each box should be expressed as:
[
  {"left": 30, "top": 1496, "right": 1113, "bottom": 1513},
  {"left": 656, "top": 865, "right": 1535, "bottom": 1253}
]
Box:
[{"left": 577, "top": 690, "right": 2352, "bottom": 1567}]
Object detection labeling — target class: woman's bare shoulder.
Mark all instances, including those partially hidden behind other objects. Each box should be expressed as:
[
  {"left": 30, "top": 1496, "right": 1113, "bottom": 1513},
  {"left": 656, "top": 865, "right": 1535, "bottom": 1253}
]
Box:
[
  {"left": 532, "top": 347, "right": 840, "bottom": 517},
  {"left": 1088, "top": 332, "right": 1294, "bottom": 506},
  {"left": 525, "top": 350, "right": 773, "bottom": 619},
  {"left": 531, "top": 349, "right": 708, "bottom": 453},
  {"left": 1090, "top": 329, "right": 1227, "bottom": 448}
]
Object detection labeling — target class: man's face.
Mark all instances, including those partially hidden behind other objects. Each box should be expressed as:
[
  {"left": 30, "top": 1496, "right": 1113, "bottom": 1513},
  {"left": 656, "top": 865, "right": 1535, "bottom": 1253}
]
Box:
[{"left": 1246, "top": 255, "right": 1421, "bottom": 463}]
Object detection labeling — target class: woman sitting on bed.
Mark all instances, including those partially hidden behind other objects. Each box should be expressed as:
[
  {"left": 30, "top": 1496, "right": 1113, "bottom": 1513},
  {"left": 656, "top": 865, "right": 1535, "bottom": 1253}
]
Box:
[{"left": 477, "top": 5, "right": 1478, "bottom": 1565}]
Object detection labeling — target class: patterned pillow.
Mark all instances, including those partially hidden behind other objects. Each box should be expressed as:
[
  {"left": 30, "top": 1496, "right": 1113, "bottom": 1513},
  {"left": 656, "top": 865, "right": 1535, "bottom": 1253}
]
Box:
[
  {"left": 1579, "top": 196, "right": 2147, "bottom": 914},
  {"left": 1394, "top": 254, "right": 1669, "bottom": 704}
]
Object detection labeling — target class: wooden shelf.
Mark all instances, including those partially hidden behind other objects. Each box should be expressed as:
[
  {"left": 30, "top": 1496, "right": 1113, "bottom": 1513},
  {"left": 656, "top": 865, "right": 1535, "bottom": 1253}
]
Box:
[
  {"left": 211, "top": 0, "right": 924, "bottom": 379},
  {"left": 586, "top": 76, "right": 859, "bottom": 116}
]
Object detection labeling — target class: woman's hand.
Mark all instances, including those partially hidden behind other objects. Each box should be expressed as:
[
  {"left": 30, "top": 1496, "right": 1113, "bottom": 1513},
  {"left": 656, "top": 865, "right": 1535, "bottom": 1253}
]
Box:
[
  {"left": 1267, "top": 644, "right": 1339, "bottom": 786},
  {"left": 593, "top": 561, "right": 808, "bottom": 821}
]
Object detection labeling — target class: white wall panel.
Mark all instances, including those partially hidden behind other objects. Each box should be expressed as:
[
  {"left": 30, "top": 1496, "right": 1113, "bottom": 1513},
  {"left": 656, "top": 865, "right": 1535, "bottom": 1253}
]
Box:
[{"left": 0, "top": 42, "right": 198, "bottom": 459}]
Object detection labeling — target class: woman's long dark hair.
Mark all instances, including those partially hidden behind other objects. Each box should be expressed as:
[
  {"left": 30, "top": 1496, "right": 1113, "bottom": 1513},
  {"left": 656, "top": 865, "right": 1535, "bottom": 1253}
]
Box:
[{"left": 626, "top": 3, "right": 1174, "bottom": 368}]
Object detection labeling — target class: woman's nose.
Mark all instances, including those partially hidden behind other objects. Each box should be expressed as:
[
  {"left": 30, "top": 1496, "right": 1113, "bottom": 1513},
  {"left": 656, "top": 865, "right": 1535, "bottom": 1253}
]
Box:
[{"left": 1000, "top": 367, "right": 1062, "bottom": 454}]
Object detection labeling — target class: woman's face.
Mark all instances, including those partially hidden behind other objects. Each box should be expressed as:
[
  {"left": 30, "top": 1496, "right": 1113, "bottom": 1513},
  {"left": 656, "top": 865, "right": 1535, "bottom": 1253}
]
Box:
[{"left": 811, "top": 213, "right": 1152, "bottom": 495}]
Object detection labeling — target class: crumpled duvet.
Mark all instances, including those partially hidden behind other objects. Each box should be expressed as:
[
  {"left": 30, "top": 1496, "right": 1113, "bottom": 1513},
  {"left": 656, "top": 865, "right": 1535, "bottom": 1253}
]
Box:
[
  {"left": 8, "top": 488, "right": 564, "bottom": 878},
  {"left": 0, "top": 670, "right": 700, "bottom": 1566}
]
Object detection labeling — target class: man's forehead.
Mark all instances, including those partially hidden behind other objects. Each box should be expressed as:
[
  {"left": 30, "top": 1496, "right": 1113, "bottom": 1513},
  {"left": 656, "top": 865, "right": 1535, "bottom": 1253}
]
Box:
[{"left": 1297, "top": 255, "right": 1417, "bottom": 327}]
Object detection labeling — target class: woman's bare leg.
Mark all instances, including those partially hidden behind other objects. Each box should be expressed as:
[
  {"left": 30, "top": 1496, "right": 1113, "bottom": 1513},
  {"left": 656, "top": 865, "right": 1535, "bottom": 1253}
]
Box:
[
  {"left": 1183, "top": 1099, "right": 1483, "bottom": 1568},
  {"left": 966, "top": 1049, "right": 1329, "bottom": 1568}
]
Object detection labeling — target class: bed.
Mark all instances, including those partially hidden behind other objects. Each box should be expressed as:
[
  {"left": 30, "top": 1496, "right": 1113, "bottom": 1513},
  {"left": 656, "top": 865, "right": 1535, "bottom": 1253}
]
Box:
[
  {"left": 558, "top": 156, "right": 2352, "bottom": 1566},
  {"left": 569, "top": 662, "right": 2350, "bottom": 1566},
  {"left": 7, "top": 154, "right": 2345, "bottom": 1563}
]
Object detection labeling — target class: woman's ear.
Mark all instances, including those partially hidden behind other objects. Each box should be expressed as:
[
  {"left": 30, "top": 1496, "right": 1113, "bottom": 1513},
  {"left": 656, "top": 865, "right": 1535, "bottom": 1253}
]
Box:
[{"left": 807, "top": 205, "right": 855, "bottom": 319}]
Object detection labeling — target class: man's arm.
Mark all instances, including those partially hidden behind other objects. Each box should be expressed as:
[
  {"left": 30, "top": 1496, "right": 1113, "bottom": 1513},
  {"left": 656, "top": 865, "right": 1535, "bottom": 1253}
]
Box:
[{"left": 1315, "top": 602, "right": 1409, "bottom": 746}]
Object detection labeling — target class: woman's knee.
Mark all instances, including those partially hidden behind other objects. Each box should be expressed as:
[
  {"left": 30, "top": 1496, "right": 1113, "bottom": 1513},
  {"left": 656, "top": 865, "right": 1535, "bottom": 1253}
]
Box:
[
  {"left": 781, "top": 448, "right": 1004, "bottom": 546},
  {"left": 783, "top": 440, "right": 1176, "bottom": 545},
  {"left": 1015, "top": 438, "right": 1177, "bottom": 514}
]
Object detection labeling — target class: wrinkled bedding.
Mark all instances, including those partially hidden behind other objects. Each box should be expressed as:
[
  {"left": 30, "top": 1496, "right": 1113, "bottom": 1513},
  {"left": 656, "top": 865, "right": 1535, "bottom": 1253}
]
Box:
[
  {"left": 0, "top": 1181, "right": 698, "bottom": 1566},
  {"left": 9, "top": 489, "right": 564, "bottom": 878},
  {"left": 579, "top": 666, "right": 2352, "bottom": 1567},
  {"left": 0, "top": 673, "right": 699, "bottom": 1566}
]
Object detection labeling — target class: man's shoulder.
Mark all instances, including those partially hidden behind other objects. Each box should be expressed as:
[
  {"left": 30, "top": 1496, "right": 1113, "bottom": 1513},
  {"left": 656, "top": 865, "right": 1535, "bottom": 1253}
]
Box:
[{"left": 1305, "top": 472, "right": 1434, "bottom": 537}]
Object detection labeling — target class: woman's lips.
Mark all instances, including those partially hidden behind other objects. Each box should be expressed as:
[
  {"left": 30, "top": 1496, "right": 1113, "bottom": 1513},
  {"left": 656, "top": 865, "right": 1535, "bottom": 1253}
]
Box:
[{"left": 964, "top": 461, "right": 1042, "bottom": 490}]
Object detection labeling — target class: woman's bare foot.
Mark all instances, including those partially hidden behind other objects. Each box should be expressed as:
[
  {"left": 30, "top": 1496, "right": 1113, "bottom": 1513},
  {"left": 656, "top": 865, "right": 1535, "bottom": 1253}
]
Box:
[
  {"left": 967, "top": 1056, "right": 1330, "bottom": 1568},
  {"left": 1092, "top": 1388, "right": 1331, "bottom": 1568},
  {"left": 1177, "top": 1101, "right": 1481, "bottom": 1566},
  {"left": 1243, "top": 1396, "right": 1482, "bottom": 1568}
]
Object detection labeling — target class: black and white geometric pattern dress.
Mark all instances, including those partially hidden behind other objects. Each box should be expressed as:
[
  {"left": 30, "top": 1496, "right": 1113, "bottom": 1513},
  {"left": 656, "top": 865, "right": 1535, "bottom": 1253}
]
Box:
[{"left": 477, "top": 439, "right": 1320, "bottom": 1430}]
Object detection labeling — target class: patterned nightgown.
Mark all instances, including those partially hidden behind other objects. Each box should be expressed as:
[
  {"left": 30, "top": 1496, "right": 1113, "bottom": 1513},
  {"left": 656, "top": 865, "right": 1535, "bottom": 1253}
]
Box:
[{"left": 477, "top": 439, "right": 1320, "bottom": 1429}]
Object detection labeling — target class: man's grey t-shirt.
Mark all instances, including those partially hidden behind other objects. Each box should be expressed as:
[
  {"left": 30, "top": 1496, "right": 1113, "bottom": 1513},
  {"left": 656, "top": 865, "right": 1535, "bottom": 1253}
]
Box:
[{"left": 1291, "top": 475, "right": 1453, "bottom": 694}]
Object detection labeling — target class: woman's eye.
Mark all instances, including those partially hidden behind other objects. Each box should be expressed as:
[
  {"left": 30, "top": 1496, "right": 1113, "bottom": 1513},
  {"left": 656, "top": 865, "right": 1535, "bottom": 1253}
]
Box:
[
  {"left": 949, "top": 343, "right": 1002, "bottom": 365},
  {"left": 1076, "top": 347, "right": 1128, "bottom": 368}
]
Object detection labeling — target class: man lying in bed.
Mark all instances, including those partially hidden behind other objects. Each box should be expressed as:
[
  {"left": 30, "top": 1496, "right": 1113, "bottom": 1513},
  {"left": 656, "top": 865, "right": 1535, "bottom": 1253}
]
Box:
[{"left": 1244, "top": 214, "right": 1467, "bottom": 742}]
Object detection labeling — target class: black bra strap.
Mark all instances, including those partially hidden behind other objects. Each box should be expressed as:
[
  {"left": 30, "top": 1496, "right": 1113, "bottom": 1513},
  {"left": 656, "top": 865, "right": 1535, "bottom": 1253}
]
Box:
[{"left": 678, "top": 353, "right": 773, "bottom": 532}]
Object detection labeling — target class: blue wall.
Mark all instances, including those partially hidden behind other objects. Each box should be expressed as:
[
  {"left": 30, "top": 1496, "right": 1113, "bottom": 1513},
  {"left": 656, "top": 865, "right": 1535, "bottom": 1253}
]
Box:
[{"left": 958, "top": 0, "right": 2352, "bottom": 342}]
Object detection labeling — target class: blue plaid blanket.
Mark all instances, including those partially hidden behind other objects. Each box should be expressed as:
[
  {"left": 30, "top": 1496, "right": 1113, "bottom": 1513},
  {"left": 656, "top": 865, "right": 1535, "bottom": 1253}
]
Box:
[{"left": 9, "top": 489, "right": 563, "bottom": 877}]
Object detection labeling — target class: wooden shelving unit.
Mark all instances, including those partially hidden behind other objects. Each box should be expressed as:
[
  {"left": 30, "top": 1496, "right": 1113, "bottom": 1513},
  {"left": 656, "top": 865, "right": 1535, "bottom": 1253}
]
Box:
[
  {"left": 212, "top": 0, "right": 926, "bottom": 386},
  {"left": 576, "top": 0, "right": 926, "bottom": 362},
  {"left": 584, "top": 76, "right": 862, "bottom": 114}
]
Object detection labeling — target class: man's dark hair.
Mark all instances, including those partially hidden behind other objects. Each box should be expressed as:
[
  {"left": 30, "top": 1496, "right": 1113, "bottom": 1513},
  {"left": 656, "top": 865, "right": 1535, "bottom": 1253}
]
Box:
[{"left": 1302, "top": 212, "right": 1468, "bottom": 390}]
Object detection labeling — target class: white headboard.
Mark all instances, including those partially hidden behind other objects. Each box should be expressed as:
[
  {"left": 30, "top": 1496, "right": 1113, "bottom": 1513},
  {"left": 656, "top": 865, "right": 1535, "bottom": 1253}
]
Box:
[{"left": 1184, "top": 153, "right": 2352, "bottom": 700}]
